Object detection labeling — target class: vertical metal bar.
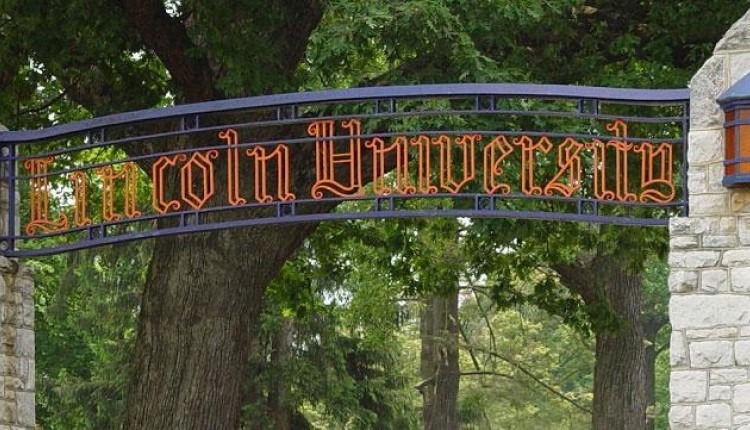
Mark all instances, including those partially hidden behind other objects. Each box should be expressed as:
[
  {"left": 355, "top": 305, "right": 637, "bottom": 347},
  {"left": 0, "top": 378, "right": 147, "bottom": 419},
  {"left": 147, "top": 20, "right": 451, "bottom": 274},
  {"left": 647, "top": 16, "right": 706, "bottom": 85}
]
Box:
[
  {"left": 591, "top": 99, "right": 600, "bottom": 115},
  {"left": 735, "top": 108, "right": 740, "bottom": 180},
  {"left": 7, "top": 140, "right": 16, "bottom": 251},
  {"left": 681, "top": 101, "right": 690, "bottom": 217}
]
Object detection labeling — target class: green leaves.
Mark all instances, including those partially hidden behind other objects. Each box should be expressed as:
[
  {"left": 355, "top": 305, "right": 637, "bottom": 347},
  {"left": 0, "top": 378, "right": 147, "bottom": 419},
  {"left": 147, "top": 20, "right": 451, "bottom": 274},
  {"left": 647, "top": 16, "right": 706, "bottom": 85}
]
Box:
[
  {"left": 34, "top": 243, "right": 150, "bottom": 429},
  {"left": 1, "top": 0, "right": 746, "bottom": 427}
]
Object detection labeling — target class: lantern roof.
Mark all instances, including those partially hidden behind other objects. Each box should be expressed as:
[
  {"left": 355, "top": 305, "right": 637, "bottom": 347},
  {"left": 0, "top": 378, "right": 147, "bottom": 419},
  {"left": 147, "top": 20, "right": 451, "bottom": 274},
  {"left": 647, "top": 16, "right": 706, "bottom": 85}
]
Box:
[{"left": 718, "top": 72, "right": 750, "bottom": 108}]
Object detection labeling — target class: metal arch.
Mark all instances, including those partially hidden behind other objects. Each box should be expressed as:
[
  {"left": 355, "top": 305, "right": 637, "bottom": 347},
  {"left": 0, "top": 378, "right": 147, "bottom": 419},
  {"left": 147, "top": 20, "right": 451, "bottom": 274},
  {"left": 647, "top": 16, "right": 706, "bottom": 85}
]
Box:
[
  {"left": 0, "top": 83, "right": 690, "bottom": 257},
  {"left": 0, "top": 83, "right": 689, "bottom": 143}
]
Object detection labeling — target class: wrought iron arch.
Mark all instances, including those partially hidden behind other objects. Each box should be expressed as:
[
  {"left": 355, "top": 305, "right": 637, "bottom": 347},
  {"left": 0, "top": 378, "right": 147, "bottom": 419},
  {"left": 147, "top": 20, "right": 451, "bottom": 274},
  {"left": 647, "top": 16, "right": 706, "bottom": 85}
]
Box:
[{"left": 0, "top": 84, "right": 689, "bottom": 256}]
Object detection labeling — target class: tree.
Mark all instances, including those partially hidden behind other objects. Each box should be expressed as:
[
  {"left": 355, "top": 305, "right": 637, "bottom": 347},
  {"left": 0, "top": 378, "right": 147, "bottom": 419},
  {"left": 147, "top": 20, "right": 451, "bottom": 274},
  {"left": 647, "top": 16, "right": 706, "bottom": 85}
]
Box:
[
  {"left": 300, "top": 214, "right": 595, "bottom": 429},
  {"left": 3, "top": 1, "right": 749, "bottom": 428},
  {"left": 33, "top": 244, "right": 149, "bottom": 429},
  {"left": 410, "top": 220, "right": 463, "bottom": 430}
]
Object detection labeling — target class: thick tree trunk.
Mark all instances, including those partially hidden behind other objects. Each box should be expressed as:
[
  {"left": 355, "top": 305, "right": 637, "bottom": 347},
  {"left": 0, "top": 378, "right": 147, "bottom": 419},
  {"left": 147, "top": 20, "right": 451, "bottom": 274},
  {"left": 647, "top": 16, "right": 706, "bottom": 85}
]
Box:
[
  {"left": 554, "top": 255, "right": 648, "bottom": 430},
  {"left": 122, "top": 87, "right": 392, "bottom": 428},
  {"left": 419, "top": 292, "right": 460, "bottom": 430},
  {"left": 591, "top": 258, "right": 647, "bottom": 430},
  {"left": 124, "top": 225, "right": 314, "bottom": 430},
  {"left": 121, "top": 88, "right": 351, "bottom": 428}
]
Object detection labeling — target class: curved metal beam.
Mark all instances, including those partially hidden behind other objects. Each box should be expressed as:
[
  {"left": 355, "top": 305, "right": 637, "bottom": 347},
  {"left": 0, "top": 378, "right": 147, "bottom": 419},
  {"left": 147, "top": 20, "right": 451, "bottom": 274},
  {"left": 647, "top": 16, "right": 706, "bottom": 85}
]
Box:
[{"left": 0, "top": 83, "right": 688, "bottom": 143}]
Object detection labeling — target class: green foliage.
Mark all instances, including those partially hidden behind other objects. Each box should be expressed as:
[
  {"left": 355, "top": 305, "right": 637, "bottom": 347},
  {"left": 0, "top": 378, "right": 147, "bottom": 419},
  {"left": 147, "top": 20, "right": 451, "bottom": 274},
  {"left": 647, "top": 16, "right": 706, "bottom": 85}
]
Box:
[
  {"left": 654, "top": 346, "right": 671, "bottom": 430},
  {"left": 239, "top": 224, "right": 421, "bottom": 429},
  {"left": 33, "top": 243, "right": 149, "bottom": 429},
  {"left": 458, "top": 300, "right": 594, "bottom": 429},
  {"left": 1, "top": 0, "right": 747, "bottom": 428}
]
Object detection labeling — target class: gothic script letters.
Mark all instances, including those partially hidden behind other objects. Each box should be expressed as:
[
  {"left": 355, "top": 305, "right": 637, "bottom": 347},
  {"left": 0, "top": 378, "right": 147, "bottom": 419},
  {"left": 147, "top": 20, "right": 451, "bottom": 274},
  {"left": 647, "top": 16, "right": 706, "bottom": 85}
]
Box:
[{"left": 23, "top": 119, "right": 677, "bottom": 235}]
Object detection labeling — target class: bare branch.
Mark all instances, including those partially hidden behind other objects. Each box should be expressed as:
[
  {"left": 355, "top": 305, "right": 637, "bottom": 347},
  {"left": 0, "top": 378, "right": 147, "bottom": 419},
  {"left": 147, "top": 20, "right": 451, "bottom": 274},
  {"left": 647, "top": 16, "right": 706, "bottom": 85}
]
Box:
[
  {"left": 457, "top": 320, "right": 482, "bottom": 371},
  {"left": 460, "top": 371, "right": 513, "bottom": 379},
  {"left": 471, "top": 285, "right": 498, "bottom": 353},
  {"left": 460, "top": 342, "right": 592, "bottom": 415}
]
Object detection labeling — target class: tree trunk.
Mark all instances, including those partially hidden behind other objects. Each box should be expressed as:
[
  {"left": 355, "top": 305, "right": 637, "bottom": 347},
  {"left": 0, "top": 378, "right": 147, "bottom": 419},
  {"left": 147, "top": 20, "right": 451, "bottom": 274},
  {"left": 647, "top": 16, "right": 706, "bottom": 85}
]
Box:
[
  {"left": 122, "top": 103, "right": 346, "bottom": 429},
  {"left": 591, "top": 257, "right": 647, "bottom": 430},
  {"left": 643, "top": 336, "right": 657, "bottom": 430},
  {"left": 419, "top": 292, "right": 460, "bottom": 430},
  {"left": 554, "top": 255, "right": 648, "bottom": 430},
  {"left": 643, "top": 316, "right": 667, "bottom": 430},
  {"left": 124, "top": 225, "right": 315, "bottom": 429},
  {"left": 268, "top": 318, "right": 294, "bottom": 430}
]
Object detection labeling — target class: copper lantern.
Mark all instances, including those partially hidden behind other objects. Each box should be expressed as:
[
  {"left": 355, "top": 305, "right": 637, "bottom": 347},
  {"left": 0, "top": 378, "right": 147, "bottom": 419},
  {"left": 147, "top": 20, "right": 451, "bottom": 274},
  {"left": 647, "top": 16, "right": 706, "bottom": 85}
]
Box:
[{"left": 719, "top": 73, "right": 750, "bottom": 187}]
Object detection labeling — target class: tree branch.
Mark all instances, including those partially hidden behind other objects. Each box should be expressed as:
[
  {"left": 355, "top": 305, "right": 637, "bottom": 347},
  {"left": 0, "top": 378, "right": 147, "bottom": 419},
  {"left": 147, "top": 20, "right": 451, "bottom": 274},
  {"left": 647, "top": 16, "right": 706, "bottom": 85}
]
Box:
[
  {"left": 273, "top": 0, "right": 324, "bottom": 78},
  {"left": 460, "top": 342, "right": 592, "bottom": 415},
  {"left": 457, "top": 320, "right": 482, "bottom": 371},
  {"left": 16, "top": 90, "right": 68, "bottom": 117},
  {"left": 471, "top": 284, "right": 498, "bottom": 354},
  {"left": 550, "top": 260, "right": 598, "bottom": 305},
  {"left": 460, "top": 371, "right": 513, "bottom": 379},
  {"left": 117, "top": 0, "right": 217, "bottom": 102},
  {"left": 655, "top": 343, "right": 669, "bottom": 356}
]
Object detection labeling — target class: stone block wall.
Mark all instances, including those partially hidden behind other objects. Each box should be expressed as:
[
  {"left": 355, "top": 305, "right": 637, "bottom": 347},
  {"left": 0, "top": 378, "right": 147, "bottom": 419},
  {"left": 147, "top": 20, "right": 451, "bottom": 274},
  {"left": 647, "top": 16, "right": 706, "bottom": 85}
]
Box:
[
  {"left": 0, "top": 124, "right": 35, "bottom": 429},
  {"left": 669, "top": 10, "right": 750, "bottom": 430},
  {"left": 0, "top": 258, "right": 35, "bottom": 430}
]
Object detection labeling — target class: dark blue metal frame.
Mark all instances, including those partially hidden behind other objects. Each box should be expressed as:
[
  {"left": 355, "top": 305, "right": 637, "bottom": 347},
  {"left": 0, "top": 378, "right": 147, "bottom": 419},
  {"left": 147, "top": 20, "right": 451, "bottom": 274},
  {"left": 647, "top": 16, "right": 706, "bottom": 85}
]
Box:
[
  {"left": 0, "top": 84, "right": 689, "bottom": 143},
  {"left": 719, "top": 106, "right": 750, "bottom": 188},
  {"left": 0, "top": 83, "right": 690, "bottom": 257}
]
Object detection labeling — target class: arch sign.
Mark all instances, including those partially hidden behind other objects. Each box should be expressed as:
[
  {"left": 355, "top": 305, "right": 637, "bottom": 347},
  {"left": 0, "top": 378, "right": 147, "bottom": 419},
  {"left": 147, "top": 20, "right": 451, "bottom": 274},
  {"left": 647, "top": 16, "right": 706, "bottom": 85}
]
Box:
[{"left": 0, "top": 84, "right": 689, "bottom": 256}]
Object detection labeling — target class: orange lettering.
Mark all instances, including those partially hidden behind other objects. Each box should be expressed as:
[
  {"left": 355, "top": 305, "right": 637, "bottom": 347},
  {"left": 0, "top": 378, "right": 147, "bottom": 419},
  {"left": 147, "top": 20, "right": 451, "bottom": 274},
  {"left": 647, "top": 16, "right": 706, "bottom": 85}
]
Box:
[
  {"left": 410, "top": 135, "right": 438, "bottom": 194},
  {"left": 247, "top": 145, "right": 295, "bottom": 203},
  {"left": 433, "top": 134, "right": 480, "bottom": 193},
  {"left": 635, "top": 142, "right": 675, "bottom": 203},
  {"left": 588, "top": 120, "right": 637, "bottom": 202},
  {"left": 70, "top": 171, "right": 92, "bottom": 227},
  {"left": 180, "top": 151, "right": 218, "bottom": 210},
  {"left": 544, "top": 138, "right": 584, "bottom": 197},
  {"left": 151, "top": 155, "right": 184, "bottom": 214},
  {"left": 515, "top": 136, "right": 552, "bottom": 195},
  {"left": 25, "top": 157, "right": 68, "bottom": 234},
  {"left": 364, "top": 136, "right": 415, "bottom": 195},
  {"left": 310, "top": 119, "right": 363, "bottom": 198},
  {"left": 95, "top": 162, "right": 142, "bottom": 221},
  {"left": 483, "top": 135, "right": 514, "bottom": 195},
  {"left": 219, "top": 129, "right": 247, "bottom": 206}
]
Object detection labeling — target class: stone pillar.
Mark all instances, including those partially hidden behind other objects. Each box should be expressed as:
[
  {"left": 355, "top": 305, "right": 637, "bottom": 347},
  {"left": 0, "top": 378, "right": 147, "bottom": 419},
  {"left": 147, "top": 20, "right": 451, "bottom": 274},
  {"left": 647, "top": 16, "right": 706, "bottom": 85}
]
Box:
[
  {"left": 669, "top": 10, "right": 750, "bottom": 430},
  {"left": 0, "top": 124, "right": 35, "bottom": 429}
]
